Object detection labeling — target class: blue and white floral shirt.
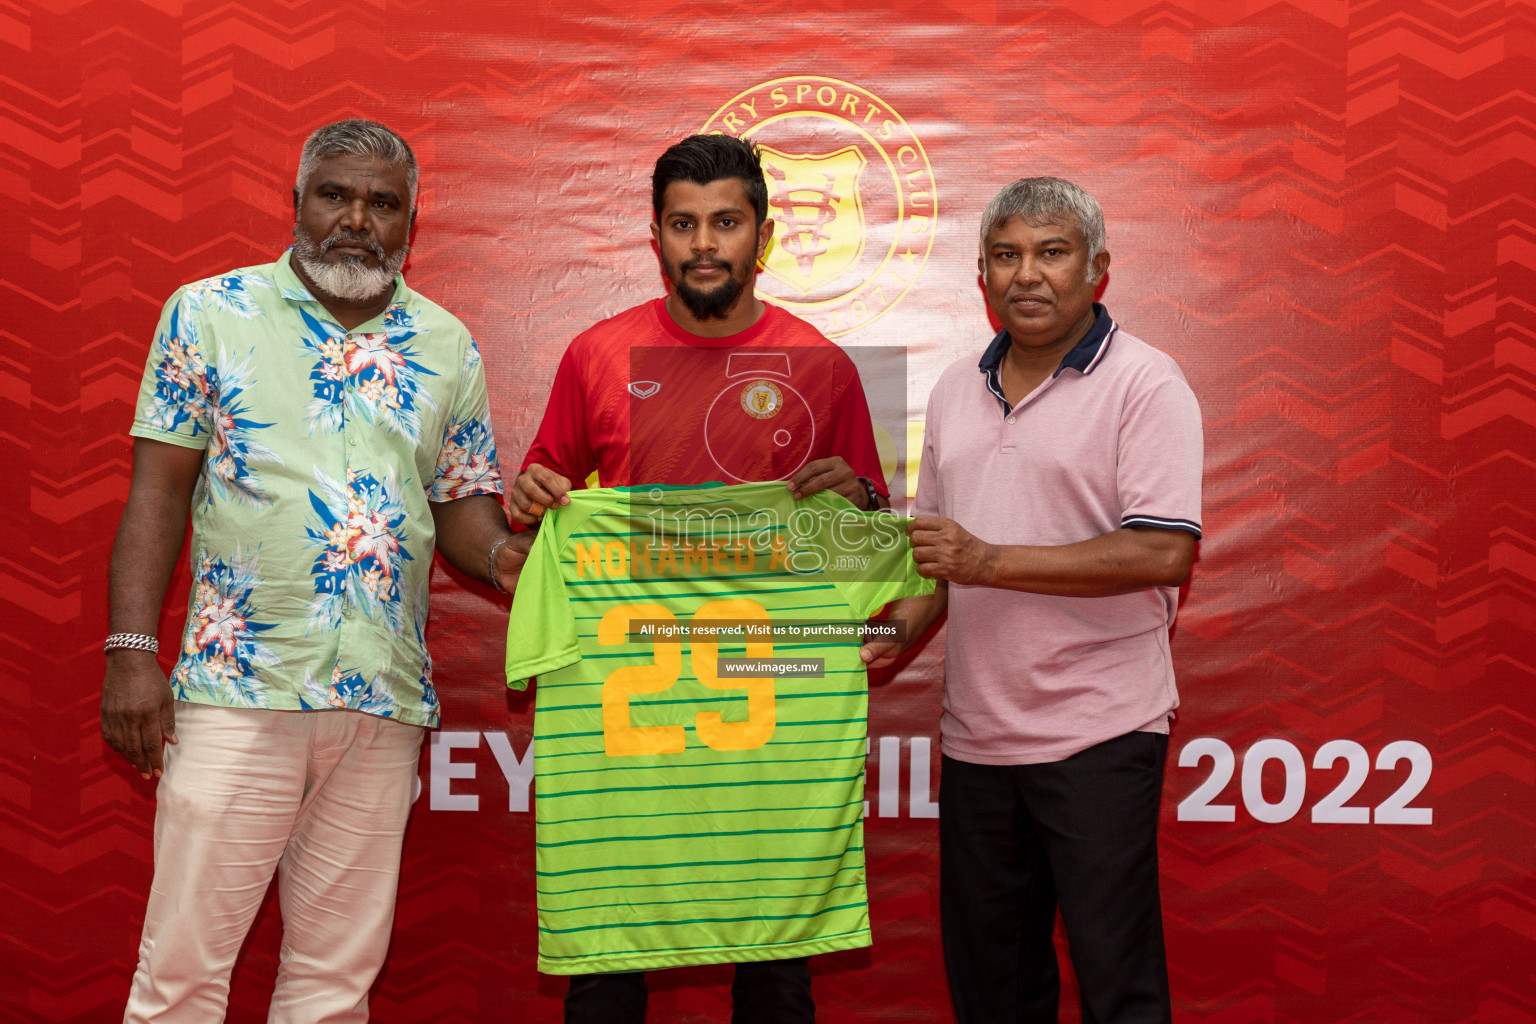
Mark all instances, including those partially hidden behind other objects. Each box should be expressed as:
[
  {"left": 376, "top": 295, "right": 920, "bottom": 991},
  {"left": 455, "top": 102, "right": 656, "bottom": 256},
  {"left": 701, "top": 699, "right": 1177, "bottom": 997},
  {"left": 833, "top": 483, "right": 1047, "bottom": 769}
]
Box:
[{"left": 130, "top": 251, "right": 504, "bottom": 727}]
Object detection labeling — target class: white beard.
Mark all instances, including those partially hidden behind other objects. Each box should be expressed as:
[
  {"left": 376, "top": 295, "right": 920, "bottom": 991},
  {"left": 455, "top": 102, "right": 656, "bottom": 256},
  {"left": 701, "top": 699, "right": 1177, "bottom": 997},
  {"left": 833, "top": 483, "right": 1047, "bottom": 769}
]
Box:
[{"left": 292, "top": 229, "right": 408, "bottom": 303}]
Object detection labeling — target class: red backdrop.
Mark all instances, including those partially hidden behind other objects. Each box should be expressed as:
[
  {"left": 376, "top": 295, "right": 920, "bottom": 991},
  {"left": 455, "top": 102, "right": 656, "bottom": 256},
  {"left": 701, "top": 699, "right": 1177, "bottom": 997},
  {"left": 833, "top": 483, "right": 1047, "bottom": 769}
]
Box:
[{"left": 4, "top": 1, "right": 1534, "bottom": 1021}]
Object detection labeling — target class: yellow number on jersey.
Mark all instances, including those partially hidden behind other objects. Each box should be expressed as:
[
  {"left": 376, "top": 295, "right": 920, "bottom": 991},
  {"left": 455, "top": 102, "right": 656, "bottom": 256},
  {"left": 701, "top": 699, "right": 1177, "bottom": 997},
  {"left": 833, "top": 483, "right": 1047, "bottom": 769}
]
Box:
[
  {"left": 692, "top": 599, "right": 776, "bottom": 751},
  {"left": 597, "top": 604, "right": 686, "bottom": 757},
  {"left": 597, "top": 600, "right": 777, "bottom": 757}
]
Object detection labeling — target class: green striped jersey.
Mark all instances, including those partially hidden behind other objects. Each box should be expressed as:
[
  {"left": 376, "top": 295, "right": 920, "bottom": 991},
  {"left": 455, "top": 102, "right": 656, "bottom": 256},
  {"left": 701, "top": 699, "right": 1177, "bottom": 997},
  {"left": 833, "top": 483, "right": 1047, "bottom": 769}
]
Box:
[{"left": 504, "top": 482, "right": 933, "bottom": 975}]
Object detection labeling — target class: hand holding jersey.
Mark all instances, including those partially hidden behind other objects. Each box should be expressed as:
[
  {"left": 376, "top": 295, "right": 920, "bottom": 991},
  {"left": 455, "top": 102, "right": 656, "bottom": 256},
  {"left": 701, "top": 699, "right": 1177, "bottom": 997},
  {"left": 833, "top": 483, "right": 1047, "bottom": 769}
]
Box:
[
  {"left": 513, "top": 456, "right": 875, "bottom": 526},
  {"left": 508, "top": 134, "right": 901, "bottom": 1023},
  {"left": 909, "top": 178, "right": 1201, "bottom": 1024},
  {"left": 511, "top": 463, "right": 573, "bottom": 525},
  {"left": 505, "top": 483, "right": 932, "bottom": 974}
]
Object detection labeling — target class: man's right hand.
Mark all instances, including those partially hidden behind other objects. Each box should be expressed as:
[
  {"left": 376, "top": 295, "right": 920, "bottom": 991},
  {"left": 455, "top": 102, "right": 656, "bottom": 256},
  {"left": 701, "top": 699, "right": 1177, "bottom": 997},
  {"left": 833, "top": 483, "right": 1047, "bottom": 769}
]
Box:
[
  {"left": 859, "top": 635, "right": 905, "bottom": 671},
  {"left": 101, "top": 650, "right": 178, "bottom": 779},
  {"left": 859, "top": 590, "right": 948, "bottom": 673},
  {"left": 510, "top": 463, "right": 573, "bottom": 525}
]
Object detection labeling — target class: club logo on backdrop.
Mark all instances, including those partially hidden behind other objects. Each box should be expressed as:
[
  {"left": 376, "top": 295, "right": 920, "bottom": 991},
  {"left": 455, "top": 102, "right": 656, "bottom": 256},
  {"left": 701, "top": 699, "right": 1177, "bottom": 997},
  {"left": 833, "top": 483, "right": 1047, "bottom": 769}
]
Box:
[
  {"left": 759, "top": 146, "right": 866, "bottom": 293},
  {"left": 701, "top": 76, "right": 935, "bottom": 337}
]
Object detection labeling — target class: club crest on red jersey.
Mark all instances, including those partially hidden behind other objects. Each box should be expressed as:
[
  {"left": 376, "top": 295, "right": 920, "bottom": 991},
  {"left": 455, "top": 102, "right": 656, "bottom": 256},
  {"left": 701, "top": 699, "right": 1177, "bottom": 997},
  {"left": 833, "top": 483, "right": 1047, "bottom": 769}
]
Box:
[{"left": 740, "top": 380, "right": 784, "bottom": 419}]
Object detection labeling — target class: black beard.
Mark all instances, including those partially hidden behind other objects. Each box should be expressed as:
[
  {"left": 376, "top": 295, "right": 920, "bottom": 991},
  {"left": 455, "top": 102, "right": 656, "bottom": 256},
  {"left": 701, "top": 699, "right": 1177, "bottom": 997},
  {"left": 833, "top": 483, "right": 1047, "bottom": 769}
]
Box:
[{"left": 671, "top": 258, "right": 743, "bottom": 320}]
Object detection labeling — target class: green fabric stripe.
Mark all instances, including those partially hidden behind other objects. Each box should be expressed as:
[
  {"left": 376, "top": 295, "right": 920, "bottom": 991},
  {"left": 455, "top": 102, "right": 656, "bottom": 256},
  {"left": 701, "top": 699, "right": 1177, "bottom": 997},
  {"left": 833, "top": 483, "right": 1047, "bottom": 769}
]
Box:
[
  {"left": 535, "top": 718, "right": 864, "bottom": 742},
  {"left": 544, "top": 881, "right": 864, "bottom": 916},
  {"left": 538, "top": 846, "right": 866, "bottom": 879},
  {"left": 570, "top": 601, "right": 848, "bottom": 620},
  {"left": 531, "top": 672, "right": 866, "bottom": 696},
  {"left": 538, "top": 770, "right": 864, "bottom": 799},
  {"left": 533, "top": 736, "right": 862, "bottom": 764},
  {"left": 536, "top": 864, "right": 860, "bottom": 898},
  {"left": 566, "top": 570, "right": 799, "bottom": 588},
  {"left": 539, "top": 900, "right": 867, "bottom": 935},
  {"left": 536, "top": 685, "right": 864, "bottom": 710},
  {"left": 537, "top": 819, "right": 856, "bottom": 849},
  {"left": 550, "top": 650, "right": 861, "bottom": 663},
  {"left": 536, "top": 926, "right": 870, "bottom": 962},
  {"left": 536, "top": 796, "right": 861, "bottom": 826},
  {"left": 536, "top": 751, "right": 865, "bottom": 781},
  {"left": 567, "top": 583, "right": 836, "bottom": 602}
]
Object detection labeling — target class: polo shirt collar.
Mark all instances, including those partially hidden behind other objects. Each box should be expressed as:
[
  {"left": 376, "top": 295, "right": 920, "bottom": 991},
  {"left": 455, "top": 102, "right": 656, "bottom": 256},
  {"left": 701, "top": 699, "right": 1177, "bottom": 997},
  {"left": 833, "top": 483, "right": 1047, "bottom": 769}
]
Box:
[{"left": 978, "top": 303, "right": 1117, "bottom": 413}]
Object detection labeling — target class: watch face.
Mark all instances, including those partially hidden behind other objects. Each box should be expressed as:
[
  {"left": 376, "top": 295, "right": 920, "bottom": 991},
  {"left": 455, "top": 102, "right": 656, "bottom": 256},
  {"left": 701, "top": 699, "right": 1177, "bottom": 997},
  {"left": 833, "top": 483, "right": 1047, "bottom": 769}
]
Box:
[{"left": 704, "top": 375, "right": 816, "bottom": 482}]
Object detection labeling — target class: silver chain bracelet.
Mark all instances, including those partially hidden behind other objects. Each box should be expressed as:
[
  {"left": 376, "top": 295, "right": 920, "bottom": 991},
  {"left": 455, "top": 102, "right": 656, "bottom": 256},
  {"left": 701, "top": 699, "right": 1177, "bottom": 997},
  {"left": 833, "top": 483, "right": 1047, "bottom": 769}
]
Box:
[
  {"left": 487, "top": 537, "right": 511, "bottom": 594},
  {"left": 104, "top": 632, "right": 158, "bottom": 654}
]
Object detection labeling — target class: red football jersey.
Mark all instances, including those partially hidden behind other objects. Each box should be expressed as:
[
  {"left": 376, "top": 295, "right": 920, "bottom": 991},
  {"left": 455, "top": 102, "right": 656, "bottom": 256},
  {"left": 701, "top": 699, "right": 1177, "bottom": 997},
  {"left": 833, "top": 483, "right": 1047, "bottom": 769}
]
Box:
[{"left": 521, "top": 299, "right": 888, "bottom": 493}]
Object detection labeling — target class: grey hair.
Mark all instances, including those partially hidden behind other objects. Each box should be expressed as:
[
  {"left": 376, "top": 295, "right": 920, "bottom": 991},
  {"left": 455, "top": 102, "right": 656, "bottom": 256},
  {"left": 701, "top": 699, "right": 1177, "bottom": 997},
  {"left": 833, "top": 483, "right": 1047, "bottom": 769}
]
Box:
[
  {"left": 979, "top": 177, "right": 1106, "bottom": 282},
  {"left": 295, "top": 119, "right": 418, "bottom": 210}
]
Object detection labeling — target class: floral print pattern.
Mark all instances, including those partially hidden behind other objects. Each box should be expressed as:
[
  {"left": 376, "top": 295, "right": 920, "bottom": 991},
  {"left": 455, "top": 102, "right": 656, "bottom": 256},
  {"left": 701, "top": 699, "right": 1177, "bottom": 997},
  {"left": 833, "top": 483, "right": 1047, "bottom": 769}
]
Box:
[
  {"left": 432, "top": 418, "right": 501, "bottom": 500},
  {"left": 412, "top": 583, "right": 439, "bottom": 718},
  {"left": 304, "top": 467, "right": 412, "bottom": 635},
  {"left": 143, "top": 292, "right": 283, "bottom": 508},
  {"left": 171, "top": 547, "right": 283, "bottom": 707},
  {"left": 182, "top": 269, "right": 273, "bottom": 319},
  {"left": 299, "top": 303, "right": 438, "bottom": 443},
  {"left": 299, "top": 664, "right": 398, "bottom": 717},
  {"left": 130, "top": 255, "right": 502, "bottom": 727}
]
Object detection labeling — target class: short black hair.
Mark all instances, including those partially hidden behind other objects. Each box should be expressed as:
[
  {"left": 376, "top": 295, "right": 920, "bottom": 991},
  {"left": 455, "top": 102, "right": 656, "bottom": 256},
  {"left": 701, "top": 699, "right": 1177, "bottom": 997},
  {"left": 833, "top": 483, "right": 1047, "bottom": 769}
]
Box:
[{"left": 651, "top": 134, "right": 769, "bottom": 228}]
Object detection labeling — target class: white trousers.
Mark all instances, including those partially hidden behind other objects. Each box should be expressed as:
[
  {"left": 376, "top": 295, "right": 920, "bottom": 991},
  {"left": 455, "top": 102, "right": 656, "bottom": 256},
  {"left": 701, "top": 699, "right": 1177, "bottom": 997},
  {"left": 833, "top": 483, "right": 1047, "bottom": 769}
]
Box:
[{"left": 123, "top": 701, "right": 425, "bottom": 1024}]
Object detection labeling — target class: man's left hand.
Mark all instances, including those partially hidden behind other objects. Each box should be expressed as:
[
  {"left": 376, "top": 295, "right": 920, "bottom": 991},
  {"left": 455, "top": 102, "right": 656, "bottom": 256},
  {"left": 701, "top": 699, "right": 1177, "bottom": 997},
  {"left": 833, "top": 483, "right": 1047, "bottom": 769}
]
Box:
[
  {"left": 909, "top": 516, "right": 996, "bottom": 586},
  {"left": 788, "top": 457, "right": 867, "bottom": 508}
]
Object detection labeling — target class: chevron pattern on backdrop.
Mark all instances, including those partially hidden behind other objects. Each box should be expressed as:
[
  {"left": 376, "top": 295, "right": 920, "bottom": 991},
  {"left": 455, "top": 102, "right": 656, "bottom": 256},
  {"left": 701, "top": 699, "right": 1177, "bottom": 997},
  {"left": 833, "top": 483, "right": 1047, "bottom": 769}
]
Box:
[{"left": 2, "top": 1, "right": 1532, "bottom": 1021}]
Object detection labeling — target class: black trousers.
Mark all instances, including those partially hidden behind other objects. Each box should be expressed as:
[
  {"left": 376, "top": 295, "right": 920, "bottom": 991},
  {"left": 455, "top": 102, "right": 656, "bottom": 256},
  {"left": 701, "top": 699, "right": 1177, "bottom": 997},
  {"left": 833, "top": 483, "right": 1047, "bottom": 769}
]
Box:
[
  {"left": 564, "top": 958, "right": 813, "bottom": 1024},
  {"left": 939, "top": 732, "right": 1172, "bottom": 1024}
]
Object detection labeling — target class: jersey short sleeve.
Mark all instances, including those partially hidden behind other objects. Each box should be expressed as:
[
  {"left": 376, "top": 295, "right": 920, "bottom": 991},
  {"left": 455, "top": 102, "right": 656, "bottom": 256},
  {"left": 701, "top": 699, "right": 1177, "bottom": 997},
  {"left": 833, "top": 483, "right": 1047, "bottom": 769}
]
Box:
[
  {"left": 829, "top": 514, "right": 932, "bottom": 618},
  {"left": 505, "top": 519, "right": 582, "bottom": 689}
]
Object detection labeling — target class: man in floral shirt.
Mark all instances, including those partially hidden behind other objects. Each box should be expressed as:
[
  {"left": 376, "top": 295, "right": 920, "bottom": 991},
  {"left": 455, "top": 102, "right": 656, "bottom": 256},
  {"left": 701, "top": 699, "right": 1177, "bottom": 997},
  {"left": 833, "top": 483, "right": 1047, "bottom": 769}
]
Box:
[{"left": 101, "top": 119, "right": 528, "bottom": 1022}]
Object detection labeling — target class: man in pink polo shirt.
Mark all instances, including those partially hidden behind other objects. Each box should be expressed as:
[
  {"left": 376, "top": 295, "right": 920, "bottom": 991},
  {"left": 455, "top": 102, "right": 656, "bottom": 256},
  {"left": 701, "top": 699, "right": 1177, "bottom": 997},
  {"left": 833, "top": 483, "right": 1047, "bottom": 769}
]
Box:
[{"left": 863, "top": 177, "right": 1202, "bottom": 1023}]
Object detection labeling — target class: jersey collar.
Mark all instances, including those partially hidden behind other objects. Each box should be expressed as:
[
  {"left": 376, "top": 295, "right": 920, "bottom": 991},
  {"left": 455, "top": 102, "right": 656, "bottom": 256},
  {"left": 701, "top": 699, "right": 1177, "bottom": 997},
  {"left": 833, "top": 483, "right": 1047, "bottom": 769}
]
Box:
[{"left": 650, "top": 296, "right": 779, "bottom": 346}]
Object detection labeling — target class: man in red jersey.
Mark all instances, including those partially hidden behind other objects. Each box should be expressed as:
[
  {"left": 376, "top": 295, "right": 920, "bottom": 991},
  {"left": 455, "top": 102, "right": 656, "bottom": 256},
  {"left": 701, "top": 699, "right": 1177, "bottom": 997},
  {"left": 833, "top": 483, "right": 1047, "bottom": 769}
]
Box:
[
  {"left": 511, "top": 134, "right": 890, "bottom": 1024},
  {"left": 513, "top": 134, "right": 888, "bottom": 520}
]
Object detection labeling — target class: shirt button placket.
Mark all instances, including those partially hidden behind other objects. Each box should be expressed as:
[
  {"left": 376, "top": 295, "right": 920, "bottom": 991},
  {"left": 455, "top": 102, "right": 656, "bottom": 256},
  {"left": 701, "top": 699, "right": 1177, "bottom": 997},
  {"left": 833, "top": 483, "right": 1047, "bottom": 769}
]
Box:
[{"left": 338, "top": 331, "right": 355, "bottom": 675}]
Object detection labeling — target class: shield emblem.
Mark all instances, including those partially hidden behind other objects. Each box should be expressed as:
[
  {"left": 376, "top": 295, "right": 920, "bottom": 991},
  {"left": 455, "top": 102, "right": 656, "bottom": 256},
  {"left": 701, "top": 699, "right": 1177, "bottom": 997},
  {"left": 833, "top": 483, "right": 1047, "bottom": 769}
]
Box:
[
  {"left": 739, "top": 380, "right": 783, "bottom": 419},
  {"left": 757, "top": 145, "right": 867, "bottom": 295}
]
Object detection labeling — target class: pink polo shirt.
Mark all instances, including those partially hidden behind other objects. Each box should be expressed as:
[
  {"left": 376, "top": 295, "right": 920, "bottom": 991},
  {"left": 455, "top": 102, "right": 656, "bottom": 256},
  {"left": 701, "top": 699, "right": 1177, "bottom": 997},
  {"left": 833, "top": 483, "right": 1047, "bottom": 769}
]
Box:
[{"left": 915, "top": 306, "right": 1203, "bottom": 765}]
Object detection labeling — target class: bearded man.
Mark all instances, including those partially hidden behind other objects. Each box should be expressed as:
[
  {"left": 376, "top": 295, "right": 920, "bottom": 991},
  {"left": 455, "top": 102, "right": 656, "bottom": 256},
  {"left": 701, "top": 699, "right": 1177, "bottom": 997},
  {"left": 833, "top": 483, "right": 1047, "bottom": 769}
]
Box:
[
  {"left": 102, "top": 118, "right": 529, "bottom": 1022},
  {"left": 510, "top": 133, "right": 890, "bottom": 1024}
]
